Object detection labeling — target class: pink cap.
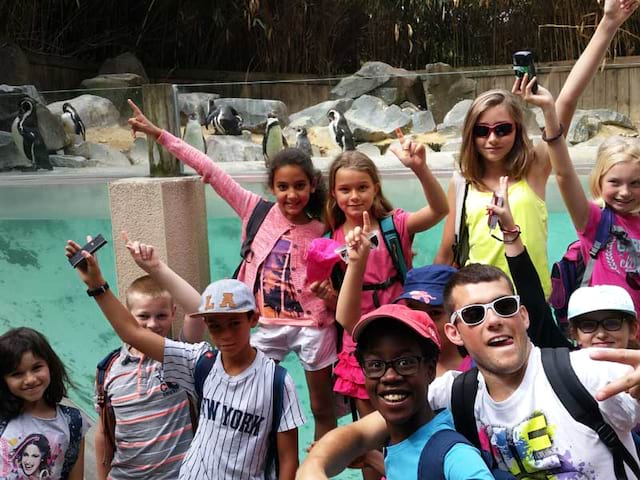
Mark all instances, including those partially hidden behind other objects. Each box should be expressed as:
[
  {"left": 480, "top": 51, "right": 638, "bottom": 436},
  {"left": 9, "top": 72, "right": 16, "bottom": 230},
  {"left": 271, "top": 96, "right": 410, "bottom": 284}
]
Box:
[
  {"left": 305, "top": 237, "right": 342, "bottom": 284},
  {"left": 352, "top": 304, "right": 441, "bottom": 349}
]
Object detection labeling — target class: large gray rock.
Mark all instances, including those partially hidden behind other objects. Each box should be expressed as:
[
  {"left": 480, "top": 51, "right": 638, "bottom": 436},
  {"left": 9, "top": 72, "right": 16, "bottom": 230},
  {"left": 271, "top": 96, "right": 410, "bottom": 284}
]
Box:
[
  {"left": 87, "top": 142, "right": 131, "bottom": 166},
  {"left": 81, "top": 73, "right": 145, "bottom": 90},
  {"left": 567, "top": 109, "right": 636, "bottom": 144},
  {"left": 289, "top": 99, "right": 354, "bottom": 129},
  {"left": 0, "top": 43, "right": 31, "bottom": 86},
  {"left": 345, "top": 95, "right": 411, "bottom": 142},
  {"left": 0, "top": 85, "right": 45, "bottom": 132},
  {"left": 421, "top": 63, "right": 476, "bottom": 124},
  {"left": 213, "top": 98, "right": 288, "bottom": 133},
  {"left": 332, "top": 62, "right": 424, "bottom": 106},
  {"left": 49, "top": 154, "right": 97, "bottom": 168},
  {"left": 0, "top": 131, "right": 31, "bottom": 170},
  {"left": 178, "top": 92, "right": 220, "bottom": 125},
  {"left": 440, "top": 99, "right": 474, "bottom": 131},
  {"left": 99, "top": 52, "right": 149, "bottom": 83},
  {"left": 34, "top": 102, "right": 66, "bottom": 151},
  {"left": 411, "top": 110, "right": 436, "bottom": 134},
  {"left": 49, "top": 94, "right": 121, "bottom": 129},
  {"left": 206, "top": 131, "right": 263, "bottom": 162}
]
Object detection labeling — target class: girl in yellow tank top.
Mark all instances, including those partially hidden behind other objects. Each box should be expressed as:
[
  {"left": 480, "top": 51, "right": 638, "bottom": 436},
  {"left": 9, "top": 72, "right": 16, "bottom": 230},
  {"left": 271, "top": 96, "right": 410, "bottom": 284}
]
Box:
[{"left": 434, "top": 2, "right": 636, "bottom": 298}]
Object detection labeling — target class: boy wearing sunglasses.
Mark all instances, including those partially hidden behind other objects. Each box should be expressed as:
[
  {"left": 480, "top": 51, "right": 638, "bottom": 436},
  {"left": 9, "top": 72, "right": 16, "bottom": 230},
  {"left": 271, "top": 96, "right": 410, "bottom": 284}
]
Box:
[
  {"left": 352, "top": 304, "right": 493, "bottom": 479},
  {"left": 568, "top": 285, "right": 638, "bottom": 349}
]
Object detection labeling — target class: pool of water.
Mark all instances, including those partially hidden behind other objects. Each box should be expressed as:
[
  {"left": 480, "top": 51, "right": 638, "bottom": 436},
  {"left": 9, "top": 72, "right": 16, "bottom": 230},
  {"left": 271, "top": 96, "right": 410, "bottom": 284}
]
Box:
[{"left": 0, "top": 175, "right": 579, "bottom": 479}]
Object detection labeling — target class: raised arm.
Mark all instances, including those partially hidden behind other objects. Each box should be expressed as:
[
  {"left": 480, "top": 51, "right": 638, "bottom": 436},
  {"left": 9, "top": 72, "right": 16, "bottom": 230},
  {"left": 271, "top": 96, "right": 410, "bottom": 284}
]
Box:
[
  {"left": 335, "top": 212, "right": 372, "bottom": 334},
  {"left": 389, "top": 139, "right": 448, "bottom": 236},
  {"left": 516, "top": 75, "right": 590, "bottom": 231},
  {"left": 556, "top": 0, "right": 639, "bottom": 130},
  {"left": 295, "top": 411, "right": 388, "bottom": 479},
  {"left": 66, "top": 239, "right": 165, "bottom": 361},
  {"left": 128, "top": 99, "right": 259, "bottom": 219},
  {"left": 433, "top": 177, "right": 457, "bottom": 265},
  {"left": 123, "top": 234, "right": 204, "bottom": 342}
]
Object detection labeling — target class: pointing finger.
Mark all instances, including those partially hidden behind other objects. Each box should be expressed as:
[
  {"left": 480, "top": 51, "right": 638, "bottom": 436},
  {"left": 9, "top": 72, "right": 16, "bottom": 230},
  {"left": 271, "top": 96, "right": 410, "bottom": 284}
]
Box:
[{"left": 128, "top": 99, "right": 142, "bottom": 115}]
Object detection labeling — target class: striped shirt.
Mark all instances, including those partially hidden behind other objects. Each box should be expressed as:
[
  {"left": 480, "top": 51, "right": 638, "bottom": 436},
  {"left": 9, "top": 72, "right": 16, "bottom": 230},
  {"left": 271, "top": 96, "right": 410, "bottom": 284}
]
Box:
[
  {"left": 163, "top": 339, "right": 305, "bottom": 480},
  {"left": 98, "top": 345, "right": 193, "bottom": 479}
]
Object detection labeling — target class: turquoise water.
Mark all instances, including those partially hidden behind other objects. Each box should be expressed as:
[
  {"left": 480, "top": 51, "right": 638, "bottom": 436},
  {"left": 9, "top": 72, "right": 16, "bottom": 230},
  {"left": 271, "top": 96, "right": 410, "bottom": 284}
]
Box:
[{"left": 0, "top": 177, "right": 578, "bottom": 479}]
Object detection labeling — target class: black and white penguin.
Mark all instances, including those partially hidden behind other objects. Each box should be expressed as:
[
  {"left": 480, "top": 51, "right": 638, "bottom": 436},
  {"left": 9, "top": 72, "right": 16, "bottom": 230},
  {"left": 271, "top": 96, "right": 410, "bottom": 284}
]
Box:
[
  {"left": 327, "top": 109, "right": 355, "bottom": 151},
  {"left": 295, "top": 127, "right": 313, "bottom": 157},
  {"left": 11, "top": 97, "right": 52, "bottom": 171},
  {"left": 205, "top": 101, "right": 243, "bottom": 136},
  {"left": 61, "top": 102, "right": 86, "bottom": 144},
  {"left": 262, "top": 114, "right": 287, "bottom": 167},
  {"left": 183, "top": 112, "right": 206, "bottom": 153}
]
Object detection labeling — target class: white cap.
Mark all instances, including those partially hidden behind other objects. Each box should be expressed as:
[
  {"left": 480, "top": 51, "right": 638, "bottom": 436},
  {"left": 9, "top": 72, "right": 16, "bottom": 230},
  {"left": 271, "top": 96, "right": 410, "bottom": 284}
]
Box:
[{"left": 567, "top": 285, "right": 636, "bottom": 321}]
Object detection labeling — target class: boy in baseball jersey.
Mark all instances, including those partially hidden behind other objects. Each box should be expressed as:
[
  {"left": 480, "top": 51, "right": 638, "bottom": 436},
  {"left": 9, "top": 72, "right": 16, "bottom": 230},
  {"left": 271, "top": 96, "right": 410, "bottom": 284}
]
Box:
[{"left": 67, "top": 239, "right": 305, "bottom": 480}]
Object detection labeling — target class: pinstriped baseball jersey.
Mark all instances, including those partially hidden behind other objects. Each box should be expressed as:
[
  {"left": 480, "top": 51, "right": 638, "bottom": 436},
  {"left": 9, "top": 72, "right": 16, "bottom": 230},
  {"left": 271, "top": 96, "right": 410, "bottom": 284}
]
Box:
[{"left": 163, "top": 339, "right": 305, "bottom": 480}]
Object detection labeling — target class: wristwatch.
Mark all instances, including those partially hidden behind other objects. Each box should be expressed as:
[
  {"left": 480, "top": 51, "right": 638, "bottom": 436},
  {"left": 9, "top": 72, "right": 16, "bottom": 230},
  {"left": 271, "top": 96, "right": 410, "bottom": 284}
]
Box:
[{"left": 87, "top": 282, "right": 110, "bottom": 297}]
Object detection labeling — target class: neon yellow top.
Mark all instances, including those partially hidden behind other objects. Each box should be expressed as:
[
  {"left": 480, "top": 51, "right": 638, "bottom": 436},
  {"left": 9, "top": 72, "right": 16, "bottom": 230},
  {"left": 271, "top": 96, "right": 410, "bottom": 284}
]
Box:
[{"left": 465, "top": 178, "right": 550, "bottom": 297}]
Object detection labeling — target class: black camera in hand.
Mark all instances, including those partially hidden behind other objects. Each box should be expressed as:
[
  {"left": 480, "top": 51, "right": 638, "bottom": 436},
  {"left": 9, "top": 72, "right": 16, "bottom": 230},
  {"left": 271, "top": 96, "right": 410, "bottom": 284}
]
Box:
[{"left": 513, "top": 51, "right": 538, "bottom": 94}]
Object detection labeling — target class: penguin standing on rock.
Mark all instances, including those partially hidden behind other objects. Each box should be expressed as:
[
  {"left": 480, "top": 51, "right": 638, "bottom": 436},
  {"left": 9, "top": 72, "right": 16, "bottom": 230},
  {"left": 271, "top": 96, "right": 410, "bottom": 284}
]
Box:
[
  {"left": 183, "top": 112, "right": 207, "bottom": 153},
  {"left": 328, "top": 109, "right": 355, "bottom": 151},
  {"left": 205, "top": 101, "right": 243, "bottom": 136},
  {"left": 262, "top": 113, "right": 287, "bottom": 167},
  {"left": 11, "top": 97, "right": 53, "bottom": 171},
  {"left": 295, "top": 127, "right": 313, "bottom": 157},
  {"left": 61, "top": 102, "right": 86, "bottom": 144}
]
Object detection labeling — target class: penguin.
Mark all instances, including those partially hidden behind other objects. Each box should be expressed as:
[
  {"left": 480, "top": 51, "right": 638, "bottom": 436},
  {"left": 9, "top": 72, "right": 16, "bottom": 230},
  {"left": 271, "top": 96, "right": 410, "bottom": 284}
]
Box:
[
  {"left": 11, "top": 97, "right": 52, "bottom": 171},
  {"left": 262, "top": 113, "right": 287, "bottom": 167},
  {"left": 182, "top": 112, "right": 207, "bottom": 154},
  {"left": 327, "top": 109, "right": 355, "bottom": 151},
  {"left": 205, "top": 102, "right": 243, "bottom": 136},
  {"left": 61, "top": 102, "right": 86, "bottom": 144},
  {"left": 295, "top": 127, "right": 313, "bottom": 157}
]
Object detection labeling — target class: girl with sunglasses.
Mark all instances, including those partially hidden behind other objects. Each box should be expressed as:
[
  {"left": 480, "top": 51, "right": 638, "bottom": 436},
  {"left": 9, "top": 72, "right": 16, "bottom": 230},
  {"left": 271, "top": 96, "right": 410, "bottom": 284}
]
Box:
[
  {"left": 567, "top": 285, "right": 638, "bottom": 350},
  {"left": 434, "top": 0, "right": 638, "bottom": 299}
]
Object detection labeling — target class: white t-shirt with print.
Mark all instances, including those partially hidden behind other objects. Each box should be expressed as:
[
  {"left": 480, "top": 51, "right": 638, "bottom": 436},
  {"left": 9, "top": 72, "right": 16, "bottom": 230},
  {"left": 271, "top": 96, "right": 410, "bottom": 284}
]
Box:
[
  {"left": 429, "top": 346, "right": 640, "bottom": 479},
  {"left": 162, "top": 339, "right": 305, "bottom": 480},
  {"left": 0, "top": 405, "right": 89, "bottom": 480}
]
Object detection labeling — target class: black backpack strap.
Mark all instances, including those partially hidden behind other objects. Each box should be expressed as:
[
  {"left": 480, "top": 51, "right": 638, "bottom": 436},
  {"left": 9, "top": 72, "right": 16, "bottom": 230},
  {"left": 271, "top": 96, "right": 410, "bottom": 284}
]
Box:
[
  {"left": 233, "top": 199, "right": 274, "bottom": 278},
  {"left": 265, "top": 364, "right": 287, "bottom": 479},
  {"left": 418, "top": 428, "right": 473, "bottom": 480},
  {"left": 541, "top": 348, "right": 640, "bottom": 479},
  {"left": 582, "top": 206, "right": 614, "bottom": 287},
  {"left": 0, "top": 417, "right": 9, "bottom": 438},
  {"left": 59, "top": 405, "right": 83, "bottom": 479},
  {"left": 450, "top": 368, "right": 481, "bottom": 450},
  {"left": 194, "top": 349, "right": 218, "bottom": 408}
]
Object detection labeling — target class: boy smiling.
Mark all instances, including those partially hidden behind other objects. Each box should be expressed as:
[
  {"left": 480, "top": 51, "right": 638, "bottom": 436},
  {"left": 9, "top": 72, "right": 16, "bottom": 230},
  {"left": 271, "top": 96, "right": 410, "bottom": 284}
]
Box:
[{"left": 352, "top": 304, "right": 492, "bottom": 479}]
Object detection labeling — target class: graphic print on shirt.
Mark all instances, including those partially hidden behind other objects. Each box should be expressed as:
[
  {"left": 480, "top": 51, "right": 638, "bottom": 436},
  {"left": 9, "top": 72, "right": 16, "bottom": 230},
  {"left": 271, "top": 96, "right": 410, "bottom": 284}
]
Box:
[
  {"left": 200, "top": 398, "right": 266, "bottom": 437},
  {"left": 0, "top": 432, "right": 60, "bottom": 479},
  {"left": 605, "top": 226, "right": 640, "bottom": 278},
  {"left": 257, "top": 234, "right": 305, "bottom": 319},
  {"left": 481, "top": 410, "right": 593, "bottom": 478}
]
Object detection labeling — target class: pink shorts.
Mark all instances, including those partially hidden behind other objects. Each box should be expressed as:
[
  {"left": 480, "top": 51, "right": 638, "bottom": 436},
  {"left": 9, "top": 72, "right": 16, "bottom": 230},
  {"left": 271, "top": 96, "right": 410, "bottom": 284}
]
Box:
[{"left": 333, "top": 350, "right": 369, "bottom": 400}]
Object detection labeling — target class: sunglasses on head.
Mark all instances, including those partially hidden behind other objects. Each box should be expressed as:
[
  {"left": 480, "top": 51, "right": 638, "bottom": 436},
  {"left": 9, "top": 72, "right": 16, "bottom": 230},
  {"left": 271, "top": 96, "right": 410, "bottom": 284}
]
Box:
[
  {"left": 450, "top": 295, "right": 520, "bottom": 326},
  {"left": 574, "top": 317, "right": 627, "bottom": 334},
  {"left": 473, "top": 122, "right": 515, "bottom": 138}
]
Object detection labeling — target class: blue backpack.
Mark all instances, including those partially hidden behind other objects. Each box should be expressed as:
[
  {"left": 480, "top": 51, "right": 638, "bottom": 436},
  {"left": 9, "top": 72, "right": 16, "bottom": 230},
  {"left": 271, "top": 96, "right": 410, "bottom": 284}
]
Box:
[
  {"left": 193, "top": 349, "right": 287, "bottom": 480},
  {"left": 549, "top": 206, "right": 613, "bottom": 334}
]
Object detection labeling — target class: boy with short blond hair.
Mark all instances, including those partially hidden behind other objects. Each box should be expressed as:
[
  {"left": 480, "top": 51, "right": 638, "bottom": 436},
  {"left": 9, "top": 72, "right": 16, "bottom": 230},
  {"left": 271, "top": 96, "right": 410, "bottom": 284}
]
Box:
[{"left": 95, "top": 274, "right": 193, "bottom": 480}]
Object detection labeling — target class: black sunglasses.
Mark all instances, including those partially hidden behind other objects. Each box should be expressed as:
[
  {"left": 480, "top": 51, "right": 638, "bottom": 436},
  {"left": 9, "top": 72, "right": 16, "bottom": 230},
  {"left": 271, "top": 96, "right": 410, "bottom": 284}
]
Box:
[
  {"left": 361, "top": 355, "right": 423, "bottom": 379},
  {"left": 473, "top": 122, "right": 515, "bottom": 138}
]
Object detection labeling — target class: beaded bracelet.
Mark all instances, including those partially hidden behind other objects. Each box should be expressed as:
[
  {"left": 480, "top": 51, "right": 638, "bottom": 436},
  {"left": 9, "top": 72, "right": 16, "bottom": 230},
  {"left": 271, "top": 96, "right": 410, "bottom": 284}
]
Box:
[{"left": 542, "top": 123, "right": 564, "bottom": 143}]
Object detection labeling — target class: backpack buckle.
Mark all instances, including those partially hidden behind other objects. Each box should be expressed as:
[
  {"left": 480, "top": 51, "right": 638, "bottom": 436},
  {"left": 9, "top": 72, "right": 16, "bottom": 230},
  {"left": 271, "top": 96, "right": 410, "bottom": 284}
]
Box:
[{"left": 595, "top": 423, "right": 618, "bottom": 447}]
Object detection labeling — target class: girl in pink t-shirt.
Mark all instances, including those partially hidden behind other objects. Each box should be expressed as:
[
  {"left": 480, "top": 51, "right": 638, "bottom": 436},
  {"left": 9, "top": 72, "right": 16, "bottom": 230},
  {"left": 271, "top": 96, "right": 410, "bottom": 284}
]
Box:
[
  {"left": 554, "top": 135, "right": 640, "bottom": 319},
  {"left": 320, "top": 143, "right": 448, "bottom": 478}
]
